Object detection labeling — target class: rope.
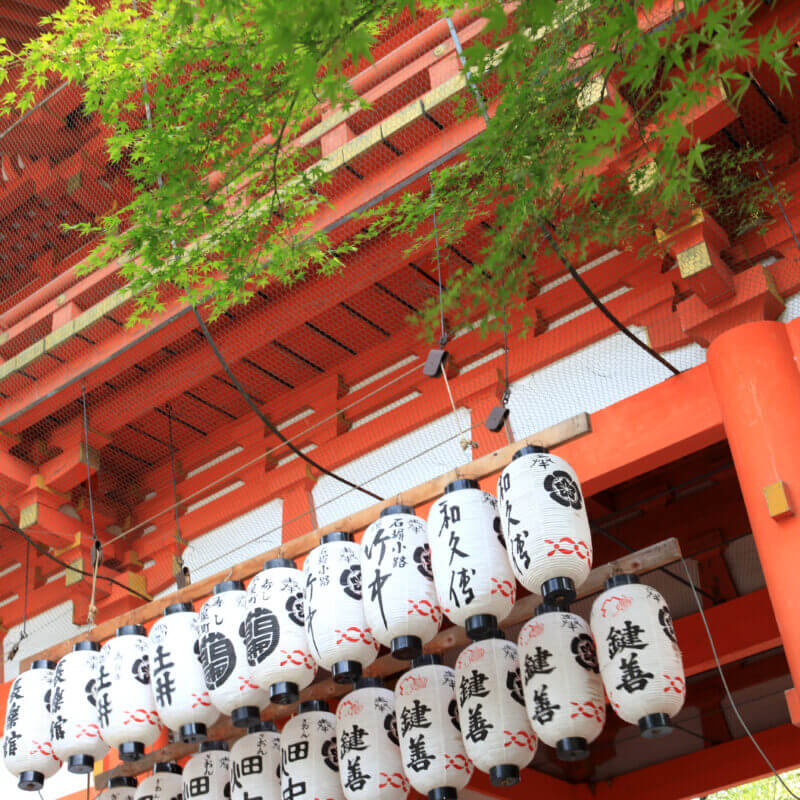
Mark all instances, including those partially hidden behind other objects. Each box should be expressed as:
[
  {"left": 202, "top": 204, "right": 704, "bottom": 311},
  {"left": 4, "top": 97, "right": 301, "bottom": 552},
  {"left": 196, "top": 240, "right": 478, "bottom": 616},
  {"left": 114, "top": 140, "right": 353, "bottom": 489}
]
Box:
[
  {"left": 441, "top": 369, "right": 477, "bottom": 451},
  {"left": 166, "top": 404, "right": 187, "bottom": 588}
]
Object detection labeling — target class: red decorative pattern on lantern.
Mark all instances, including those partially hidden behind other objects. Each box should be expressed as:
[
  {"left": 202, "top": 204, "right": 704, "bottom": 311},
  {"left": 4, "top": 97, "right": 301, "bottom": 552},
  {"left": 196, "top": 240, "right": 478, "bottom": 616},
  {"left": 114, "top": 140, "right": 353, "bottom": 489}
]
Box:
[
  {"left": 518, "top": 621, "right": 544, "bottom": 646},
  {"left": 337, "top": 699, "right": 363, "bottom": 717},
  {"left": 379, "top": 772, "right": 410, "bottom": 792},
  {"left": 397, "top": 674, "right": 428, "bottom": 696},
  {"left": 407, "top": 599, "right": 443, "bottom": 626},
  {"left": 122, "top": 709, "right": 162, "bottom": 727},
  {"left": 490, "top": 577, "right": 515, "bottom": 599},
  {"left": 335, "top": 627, "right": 378, "bottom": 649},
  {"left": 279, "top": 649, "right": 315, "bottom": 670},
  {"left": 456, "top": 647, "right": 485, "bottom": 671},
  {"left": 569, "top": 701, "right": 604, "bottom": 722},
  {"left": 238, "top": 676, "right": 261, "bottom": 692},
  {"left": 544, "top": 537, "right": 590, "bottom": 560},
  {"left": 445, "top": 753, "right": 472, "bottom": 771},
  {"left": 600, "top": 594, "right": 632, "bottom": 619},
  {"left": 29, "top": 741, "right": 60, "bottom": 763},
  {"left": 75, "top": 723, "right": 101, "bottom": 739},
  {"left": 503, "top": 730, "right": 535, "bottom": 750},
  {"left": 663, "top": 675, "right": 685, "bottom": 694},
  {"left": 191, "top": 692, "right": 213, "bottom": 708}
]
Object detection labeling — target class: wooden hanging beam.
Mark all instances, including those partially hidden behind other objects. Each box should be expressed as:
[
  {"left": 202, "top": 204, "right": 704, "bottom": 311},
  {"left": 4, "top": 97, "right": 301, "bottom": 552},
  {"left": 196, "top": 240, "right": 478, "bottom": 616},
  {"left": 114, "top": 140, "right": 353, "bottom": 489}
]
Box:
[
  {"left": 24, "top": 412, "right": 591, "bottom": 669},
  {"left": 95, "top": 535, "right": 682, "bottom": 788}
]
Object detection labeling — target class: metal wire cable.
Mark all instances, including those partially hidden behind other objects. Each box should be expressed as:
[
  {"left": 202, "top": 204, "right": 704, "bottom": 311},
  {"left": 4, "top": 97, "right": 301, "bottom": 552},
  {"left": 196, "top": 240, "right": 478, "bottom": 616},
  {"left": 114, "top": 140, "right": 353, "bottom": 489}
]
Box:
[
  {"left": 81, "top": 385, "right": 98, "bottom": 545},
  {"left": 166, "top": 403, "right": 187, "bottom": 587}
]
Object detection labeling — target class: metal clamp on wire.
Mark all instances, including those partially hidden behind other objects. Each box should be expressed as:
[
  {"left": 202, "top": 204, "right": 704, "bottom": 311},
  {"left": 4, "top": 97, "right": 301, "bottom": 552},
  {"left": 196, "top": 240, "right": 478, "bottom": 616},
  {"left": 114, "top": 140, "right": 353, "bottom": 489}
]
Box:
[
  {"left": 423, "top": 334, "right": 450, "bottom": 379},
  {"left": 91, "top": 539, "right": 103, "bottom": 569}
]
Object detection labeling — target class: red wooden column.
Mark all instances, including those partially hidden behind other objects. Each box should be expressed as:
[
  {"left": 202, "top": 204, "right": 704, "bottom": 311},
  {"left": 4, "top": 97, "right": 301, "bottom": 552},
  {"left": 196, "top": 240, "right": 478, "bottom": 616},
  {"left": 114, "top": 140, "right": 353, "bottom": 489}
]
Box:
[{"left": 707, "top": 321, "right": 800, "bottom": 722}]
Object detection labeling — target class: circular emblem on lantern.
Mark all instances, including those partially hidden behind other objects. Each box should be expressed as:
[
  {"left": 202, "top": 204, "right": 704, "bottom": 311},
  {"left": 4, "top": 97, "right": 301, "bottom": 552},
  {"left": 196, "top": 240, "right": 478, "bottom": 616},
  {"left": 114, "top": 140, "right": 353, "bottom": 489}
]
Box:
[
  {"left": 131, "top": 657, "right": 150, "bottom": 684},
  {"left": 339, "top": 564, "right": 362, "bottom": 601},
  {"left": 384, "top": 711, "right": 399, "bottom": 745},
  {"left": 571, "top": 633, "right": 599, "bottom": 673},
  {"left": 322, "top": 737, "right": 338, "bottom": 771},
  {"left": 198, "top": 631, "right": 236, "bottom": 689},
  {"left": 285, "top": 591, "right": 305, "bottom": 626},
  {"left": 413, "top": 545, "right": 433, "bottom": 579},
  {"left": 241, "top": 607, "right": 280, "bottom": 666},
  {"left": 544, "top": 470, "right": 583, "bottom": 509},
  {"left": 448, "top": 698, "right": 461, "bottom": 731},
  {"left": 659, "top": 606, "right": 677, "bottom": 643},
  {"left": 506, "top": 669, "right": 525, "bottom": 705}
]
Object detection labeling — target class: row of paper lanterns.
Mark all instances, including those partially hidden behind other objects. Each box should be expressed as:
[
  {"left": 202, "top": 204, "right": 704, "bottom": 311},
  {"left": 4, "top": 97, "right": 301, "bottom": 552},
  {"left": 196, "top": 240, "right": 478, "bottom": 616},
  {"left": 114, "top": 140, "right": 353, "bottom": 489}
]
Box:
[{"left": 3, "top": 446, "right": 685, "bottom": 797}]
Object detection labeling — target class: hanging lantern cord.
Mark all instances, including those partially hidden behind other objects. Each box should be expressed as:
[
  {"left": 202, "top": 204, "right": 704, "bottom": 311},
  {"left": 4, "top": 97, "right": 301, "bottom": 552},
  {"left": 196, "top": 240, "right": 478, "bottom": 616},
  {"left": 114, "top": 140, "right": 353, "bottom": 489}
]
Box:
[
  {"left": 166, "top": 404, "right": 188, "bottom": 589},
  {"left": 81, "top": 384, "right": 98, "bottom": 545},
  {"left": 6, "top": 541, "right": 30, "bottom": 662}
]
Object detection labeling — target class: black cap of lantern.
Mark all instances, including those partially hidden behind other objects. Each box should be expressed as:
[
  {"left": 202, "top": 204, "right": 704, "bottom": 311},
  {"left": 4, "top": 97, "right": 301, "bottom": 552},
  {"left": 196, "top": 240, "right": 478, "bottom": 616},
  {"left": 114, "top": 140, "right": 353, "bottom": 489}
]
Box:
[
  {"left": 231, "top": 706, "right": 261, "bottom": 728},
  {"left": 391, "top": 635, "right": 423, "bottom": 661},
  {"left": 557, "top": 737, "right": 590, "bottom": 761},
  {"left": 110, "top": 776, "right": 138, "bottom": 788},
  {"left": 444, "top": 478, "right": 479, "bottom": 494},
  {"left": 428, "top": 788, "right": 457, "bottom": 800},
  {"left": 264, "top": 557, "right": 296, "bottom": 570},
  {"left": 512, "top": 444, "right": 549, "bottom": 460},
  {"left": 213, "top": 579, "right": 244, "bottom": 594},
  {"left": 116, "top": 624, "right": 146, "bottom": 637},
  {"left": 270, "top": 681, "right": 299, "bottom": 705},
  {"left": 605, "top": 573, "right": 640, "bottom": 590},
  {"left": 320, "top": 531, "right": 353, "bottom": 544},
  {"left": 179, "top": 723, "right": 207, "bottom": 743},
  {"left": 67, "top": 754, "right": 95, "bottom": 774},
  {"left": 73, "top": 640, "right": 100, "bottom": 652},
  {"left": 534, "top": 601, "right": 566, "bottom": 617},
  {"left": 118, "top": 741, "right": 145, "bottom": 761},
  {"left": 248, "top": 721, "right": 277, "bottom": 734},
  {"left": 332, "top": 659, "right": 362, "bottom": 683},
  {"left": 355, "top": 676, "right": 383, "bottom": 689},
  {"left": 298, "top": 699, "right": 329, "bottom": 714},
  {"left": 30, "top": 659, "right": 57, "bottom": 670},
  {"left": 540, "top": 577, "right": 576, "bottom": 605},
  {"left": 465, "top": 614, "right": 499, "bottom": 641},
  {"left": 639, "top": 713, "right": 672, "bottom": 738},
  {"left": 18, "top": 771, "right": 45, "bottom": 791},
  {"left": 154, "top": 762, "right": 182, "bottom": 775},
  {"left": 490, "top": 764, "right": 521, "bottom": 787},
  {"left": 165, "top": 602, "right": 193, "bottom": 615},
  {"left": 411, "top": 653, "right": 441, "bottom": 669},
  {"left": 199, "top": 740, "right": 229, "bottom": 753},
  {"left": 381, "top": 504, "right": 414, "bottom": 517}
]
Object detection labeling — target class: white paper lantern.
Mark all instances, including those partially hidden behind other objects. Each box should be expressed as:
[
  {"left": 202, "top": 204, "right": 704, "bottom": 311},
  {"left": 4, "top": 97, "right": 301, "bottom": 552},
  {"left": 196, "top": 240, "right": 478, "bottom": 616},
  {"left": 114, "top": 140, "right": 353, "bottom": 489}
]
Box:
[
  {"left": 100, "top": 776, "right": 138, "bottom": 800},
  {"left": 149, "top": 602, "right": 220, "bottom": 742},
  {"left": 394, "top": 655, "right": 473, "bottom": 800},
  {"left": 336, "top": 677, "right": 409, "bottom": 800},
  {"left": 427, "top": 479, "right": 516, "bottom": 641},
  {"left": 590, "top": 575, "right": 685, "bottom": 737},
  {"left": 183, "top": 741, "right": 230, "bottom": 799},
  {"left": 3, "top": 660, "right": 60, "bottom": 791},
  {"left": 51, "top": 641, "right": 109, "bottom": 774},
  {"left": 198, "top": 580, "right": 269, "bottom": 728},
  {"left": 280, "top": 700, "right": 343, "bottom": 800},
  {"left": 455, "top": 638, "right": 536, "bottom": 786},
  {"left": 245, "top": 557, "right": 317, "bottom": 705},
  {"left": 98, "top": 625, "right": 162, "bottom": 761},
  {"left": 362, "top": 505, "right": 441, "bottom": 660},
  {"left": 517, "top": 605, "right": 605, "bottom": 760},
  {"left": 230, "top": 720, "right": 280, "bottom": 800},
  {"left": 497, "top": 445, "right": 592, "bottom": 603},
  {"left": 134, "top": 762, "right": 183, "bottom": 800},
  {"left": 303, "top": 532, "right": 379, "bottom": 683}
]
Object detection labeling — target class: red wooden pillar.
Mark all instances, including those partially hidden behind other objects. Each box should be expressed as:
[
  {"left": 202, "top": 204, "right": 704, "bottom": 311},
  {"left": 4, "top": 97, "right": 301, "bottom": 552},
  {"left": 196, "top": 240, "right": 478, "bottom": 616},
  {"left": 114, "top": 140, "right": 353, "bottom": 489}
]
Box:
[{"left": 707, "top": 321, "right": 800, "bottom": 723}]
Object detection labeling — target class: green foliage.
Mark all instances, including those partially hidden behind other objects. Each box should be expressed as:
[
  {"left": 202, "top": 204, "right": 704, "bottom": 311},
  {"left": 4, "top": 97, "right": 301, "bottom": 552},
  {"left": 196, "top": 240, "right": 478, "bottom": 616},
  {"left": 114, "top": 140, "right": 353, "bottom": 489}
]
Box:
[
  {"left": 707, "top": 768, "right": 800, "bottom": 800},
  {"left": 0, "top": 0, "right": 796, "bottom": 333}
]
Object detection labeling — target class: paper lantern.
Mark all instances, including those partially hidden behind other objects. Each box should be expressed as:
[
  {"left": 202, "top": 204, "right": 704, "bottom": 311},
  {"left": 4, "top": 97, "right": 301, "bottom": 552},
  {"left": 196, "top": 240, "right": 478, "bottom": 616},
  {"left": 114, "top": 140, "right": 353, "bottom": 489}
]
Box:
[
  {"left": 426, "top": 479, "right": 516, "bottom": 641},
  {"left": 51, "top": 641, "right": 109, "bottom": 774},
  {"left": 303, "top": 532, "right": 379, "bottom": 683},
  {"left": 280, "top": 700, "right": 343, "bottom": 800},
  {"left": 3, "top": 660, "right": 60, "bottom": 791},
  {"left": 497, "top": 445, "right": 592, "bottom": 603},
  {"left": 134, "top": 762, "right": 183, "bottom": 800},
  {"left": 198, "top": 580, "right": 269, "bottom": 728},
  {"left": 98, "top": 625, "right": 161, "bottom": 761},
  {"left": 230, "top": 720, "right": 280, "bottom": 800},
  {"left": 590, "top": 575, "right": 685, "bottom": 737},
  {"left": 361, "top": 505, "right": 441, "bottom": 660},
  {"left": 101, "top": 776, "right": 138, "bottom": 800},
  {"left": 394, "top": 654, "right": 473, "bottom": 800},
  {"left": 517, "top": 605, "right": 605, "bottom": 760},
  {"left": 149, "top": 602, "right": 220, "bottom": 742},
  {"left": 336, "top": 677, "right": 409, "bottom": 800},
  {"left": 245, "top": 557, "right": 317, "bottom": 705},
  {"left": 183, "top": 741, "right": 230, "bottom": 799},
  {"left": 454, "top": 637, "right": 536, "bottom": 786}
]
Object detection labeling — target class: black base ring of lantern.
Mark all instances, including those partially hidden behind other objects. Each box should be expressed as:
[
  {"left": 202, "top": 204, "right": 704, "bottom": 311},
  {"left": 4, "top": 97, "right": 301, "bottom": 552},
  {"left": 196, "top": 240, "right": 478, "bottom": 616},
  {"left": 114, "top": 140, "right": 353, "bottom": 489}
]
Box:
[
  {"left": 332, "top": 659, "right": 362, "bottom": 684},
  {"left": 490, "top": 764, "right": 521, "bottom": 787},
  {"left": 465, "top": 614, "right": 499, "bottom": 641},
  {"left": 231, "top": 706, "right": 261, "bottom": 728},
  {"left": 428, "top": 788, "right": 458, "bottom": 800},
  {"left": 540, "top": 577, "right": 576, "bottom": 605},
  {"left": 118, "top": 741, "right": 145, "bottom": 761},
  {"left": 67, "top": 754, "right": 95, "bottom": 774},
  {"left": 270, "top": 681, "right": 299, "bottom": 705},
  {"left": 179, "top": 722, "right": 208, "bottom": 742},
  {"left": 391, "top": 635, "right": 423, "bottom": 661},
  {"left": 18, "top": 771, "right": 45, "bottom": 791},
  {"left": 639, "top": 713, "right": 672, "bottom": 738},
  {"left": 556, "top": 737, "right": 590, "bottom": 761}
]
